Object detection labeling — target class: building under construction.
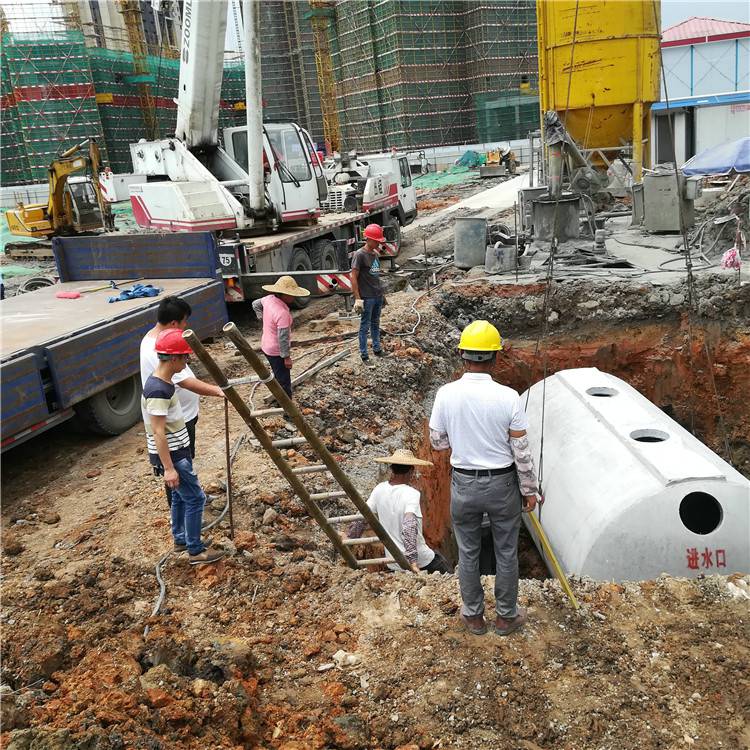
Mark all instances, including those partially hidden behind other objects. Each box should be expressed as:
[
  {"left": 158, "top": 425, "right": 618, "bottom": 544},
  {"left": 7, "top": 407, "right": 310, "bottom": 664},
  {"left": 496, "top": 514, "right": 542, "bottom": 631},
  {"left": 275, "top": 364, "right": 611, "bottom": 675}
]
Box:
[
  {"left": 0, "top": 0, "right": 537, "bottom": 186},
  {"left": 331, "top": 0, "right": 538, "bottom": 152}
]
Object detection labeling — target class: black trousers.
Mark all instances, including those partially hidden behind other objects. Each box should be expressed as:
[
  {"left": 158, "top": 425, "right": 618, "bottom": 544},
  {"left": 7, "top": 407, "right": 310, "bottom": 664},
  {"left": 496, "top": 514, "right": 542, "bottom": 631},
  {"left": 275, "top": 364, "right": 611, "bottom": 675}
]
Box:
[
  {"left": 164, "top": 415, "right": 198, "bottom": 507},
  {"left": 421, "top": 550, "right": 454, "bottom": 574},
  {"left": 264, "top": 353, "right": 293, "bottom": 398}
]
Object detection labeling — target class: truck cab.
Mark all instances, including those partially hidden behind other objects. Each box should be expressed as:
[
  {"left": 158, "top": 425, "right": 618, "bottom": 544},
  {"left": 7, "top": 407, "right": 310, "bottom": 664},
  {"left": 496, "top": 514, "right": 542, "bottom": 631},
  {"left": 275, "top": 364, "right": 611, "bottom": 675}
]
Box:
[
  {"left": 223, "top": 122, "right": 328, "bottom": 224},
  {"left": 359, "top": 152, "right": 417, "bottom": 226}
]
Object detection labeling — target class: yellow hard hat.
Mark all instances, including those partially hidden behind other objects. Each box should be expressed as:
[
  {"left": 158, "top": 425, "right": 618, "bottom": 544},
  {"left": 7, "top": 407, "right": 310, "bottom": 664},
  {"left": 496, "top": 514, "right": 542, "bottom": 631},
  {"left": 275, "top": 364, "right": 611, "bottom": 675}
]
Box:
[{"left": 458, "top": 320, "right": 503, "bottom": 358}]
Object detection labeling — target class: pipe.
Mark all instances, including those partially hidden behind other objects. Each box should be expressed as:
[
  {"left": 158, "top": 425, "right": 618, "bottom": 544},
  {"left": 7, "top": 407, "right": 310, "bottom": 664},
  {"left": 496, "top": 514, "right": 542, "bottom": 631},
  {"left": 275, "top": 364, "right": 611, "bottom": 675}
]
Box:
[
  {"left": 243, "top": 0, "right": 264, "bottom": 213},
  {"left": 547, "top": 143, "right": 563, "bottom": 199}
]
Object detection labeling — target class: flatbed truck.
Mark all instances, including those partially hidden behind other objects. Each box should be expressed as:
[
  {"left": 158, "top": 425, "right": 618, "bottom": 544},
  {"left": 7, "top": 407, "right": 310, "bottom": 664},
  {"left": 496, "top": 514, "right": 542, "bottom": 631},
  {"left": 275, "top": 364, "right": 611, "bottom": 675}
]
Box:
[{"left": 0, "top": 232, "right": 227, "bottom": 451}]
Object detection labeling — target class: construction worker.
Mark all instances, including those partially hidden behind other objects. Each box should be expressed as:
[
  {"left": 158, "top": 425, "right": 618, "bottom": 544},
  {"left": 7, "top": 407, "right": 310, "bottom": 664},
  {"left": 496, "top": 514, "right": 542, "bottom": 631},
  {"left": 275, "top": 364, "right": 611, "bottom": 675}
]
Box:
[
  {"left": 428, "top": 320, "right": 541, "bottom": 636},
  {"left": 140, "top": 296, "right": 225, "bottom": 507},
  {"left": 346, "top": 449, "right": 452, "bottom": 574},
  {"left": 351, "top": 223, "right": 387, "bottom": 367},
  {"left": 142, "top": 329, "right": 225, "bottom": 565},
  {"left": 252, "top": 275, "right": 310, "bottom": 398}
]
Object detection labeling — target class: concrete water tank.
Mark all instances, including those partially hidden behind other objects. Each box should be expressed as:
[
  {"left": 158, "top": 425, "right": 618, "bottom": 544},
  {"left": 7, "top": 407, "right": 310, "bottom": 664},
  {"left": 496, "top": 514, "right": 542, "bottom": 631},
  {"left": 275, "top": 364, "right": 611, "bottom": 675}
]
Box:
[
  {"left": 453, "top": 217, "right": 488, "bottom": 270},
  {"left": 522, "top": 368, "right": 749, "bottom": 581}
]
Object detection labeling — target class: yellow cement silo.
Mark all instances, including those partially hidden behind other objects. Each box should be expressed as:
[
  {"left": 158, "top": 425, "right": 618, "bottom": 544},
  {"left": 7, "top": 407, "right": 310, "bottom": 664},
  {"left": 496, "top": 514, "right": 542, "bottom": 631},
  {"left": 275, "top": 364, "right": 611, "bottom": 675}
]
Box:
[{"left": 536, "top": 0, "right": 661, "bottom": 179}]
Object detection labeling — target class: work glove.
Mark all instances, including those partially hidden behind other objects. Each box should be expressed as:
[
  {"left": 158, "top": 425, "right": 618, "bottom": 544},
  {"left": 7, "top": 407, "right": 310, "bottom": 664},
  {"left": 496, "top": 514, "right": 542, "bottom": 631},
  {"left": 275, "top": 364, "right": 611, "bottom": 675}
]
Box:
[{"left": 353, "top": 299, "right": 364, "bottom": 314}]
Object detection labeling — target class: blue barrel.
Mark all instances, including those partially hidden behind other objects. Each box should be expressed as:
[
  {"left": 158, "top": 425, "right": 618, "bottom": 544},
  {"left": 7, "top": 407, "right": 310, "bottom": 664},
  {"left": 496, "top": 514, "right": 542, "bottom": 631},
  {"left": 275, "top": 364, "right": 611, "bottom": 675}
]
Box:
[{"left": 454, "top": 217, "right": 488, "bottom": 269}]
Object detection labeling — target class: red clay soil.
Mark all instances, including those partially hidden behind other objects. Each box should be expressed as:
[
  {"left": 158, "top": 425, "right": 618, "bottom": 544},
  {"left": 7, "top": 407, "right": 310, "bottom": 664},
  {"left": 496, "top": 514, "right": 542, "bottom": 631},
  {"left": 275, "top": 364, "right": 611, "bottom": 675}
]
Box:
[{"left": 412, "top": 319, "right": 750, "bottom": 577}]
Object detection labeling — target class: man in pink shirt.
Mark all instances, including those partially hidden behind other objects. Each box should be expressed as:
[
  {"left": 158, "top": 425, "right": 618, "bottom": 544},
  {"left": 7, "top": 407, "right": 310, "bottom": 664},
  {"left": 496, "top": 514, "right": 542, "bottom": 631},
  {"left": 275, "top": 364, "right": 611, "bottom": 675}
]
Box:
[{"left": 252, "top": 275, "right": 310, "bottom": 397}]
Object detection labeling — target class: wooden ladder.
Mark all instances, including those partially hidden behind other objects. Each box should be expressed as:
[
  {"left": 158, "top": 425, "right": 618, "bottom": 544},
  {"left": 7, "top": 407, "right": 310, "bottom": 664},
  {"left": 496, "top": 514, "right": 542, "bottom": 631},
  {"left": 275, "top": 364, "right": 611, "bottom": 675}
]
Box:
[{"left": 184, "top": 323, "right": 412, "bottom": 572}]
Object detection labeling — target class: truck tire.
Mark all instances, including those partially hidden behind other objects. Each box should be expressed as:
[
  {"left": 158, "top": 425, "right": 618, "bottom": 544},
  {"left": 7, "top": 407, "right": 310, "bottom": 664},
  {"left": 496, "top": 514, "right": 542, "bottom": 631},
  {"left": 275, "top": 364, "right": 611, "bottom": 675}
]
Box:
[
  {"left": 386, "top": 215, "right": 402, "bottom": 254},
  {"left": 310, "top": 239, "right": 337, "bottom": 271},
  {"left": 289, "top": 247, "right": 312, "bottom": 308},
  {"left": 74, "top": 374, "right": 142, "bottom": 436}
]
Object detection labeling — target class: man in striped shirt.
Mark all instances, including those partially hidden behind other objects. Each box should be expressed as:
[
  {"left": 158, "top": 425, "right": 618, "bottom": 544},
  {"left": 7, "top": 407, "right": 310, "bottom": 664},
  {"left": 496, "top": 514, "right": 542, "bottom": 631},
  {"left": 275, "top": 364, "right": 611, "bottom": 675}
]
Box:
[{"left": 142, "top": 329, "right": 224, "bottom": 565}]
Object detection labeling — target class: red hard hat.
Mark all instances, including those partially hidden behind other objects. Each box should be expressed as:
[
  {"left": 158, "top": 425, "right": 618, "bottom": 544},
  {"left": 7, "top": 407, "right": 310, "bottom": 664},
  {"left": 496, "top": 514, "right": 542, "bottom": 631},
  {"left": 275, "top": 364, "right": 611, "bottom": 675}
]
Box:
[
  {"left": 155, "top": 328, "right": 193, "bottom": 356},
  {"left": 363, "top": 223, "right": 386, "bottom": 242}
]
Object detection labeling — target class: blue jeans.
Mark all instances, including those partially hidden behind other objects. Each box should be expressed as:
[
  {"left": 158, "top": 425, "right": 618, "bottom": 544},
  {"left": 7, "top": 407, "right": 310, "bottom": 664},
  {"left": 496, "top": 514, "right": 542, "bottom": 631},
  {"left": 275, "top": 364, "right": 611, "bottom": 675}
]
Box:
[
  {"left": 359, "top": 297, "right": 383, "bottom": 356},
  {"left": 170, "top": 457, "right": 207, "bottom": 555}
]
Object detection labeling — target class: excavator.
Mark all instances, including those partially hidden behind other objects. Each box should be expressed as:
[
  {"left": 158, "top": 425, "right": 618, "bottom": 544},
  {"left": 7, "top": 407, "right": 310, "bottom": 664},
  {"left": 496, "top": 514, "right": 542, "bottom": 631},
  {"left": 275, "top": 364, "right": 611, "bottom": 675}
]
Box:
[{"left": 5, "top": 138, "right": 114, "bottom": 239}]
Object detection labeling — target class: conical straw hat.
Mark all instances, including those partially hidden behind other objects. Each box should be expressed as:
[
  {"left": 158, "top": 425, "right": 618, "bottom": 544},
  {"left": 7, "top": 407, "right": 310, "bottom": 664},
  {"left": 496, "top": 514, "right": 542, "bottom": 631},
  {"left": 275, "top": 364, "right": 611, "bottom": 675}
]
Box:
[
  {"left": 374, "top": 449, "right": 433, "bottom": 467},
  {"left": 262, "top": 275, "right": 311, "bottom": 297}
]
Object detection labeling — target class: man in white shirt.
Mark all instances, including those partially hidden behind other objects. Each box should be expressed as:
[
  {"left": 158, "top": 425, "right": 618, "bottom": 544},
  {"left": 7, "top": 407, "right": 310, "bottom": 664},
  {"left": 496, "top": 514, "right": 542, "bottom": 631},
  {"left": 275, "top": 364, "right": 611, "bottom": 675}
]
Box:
[
  {"left": 429, "top": 320, "right": 540, "bottom": 637},
  {"left": 346, "top": 449, "right": 452, "bottom": 574},
  {"left": 140, "top": 296, "right": 224, "bottom": 506}
]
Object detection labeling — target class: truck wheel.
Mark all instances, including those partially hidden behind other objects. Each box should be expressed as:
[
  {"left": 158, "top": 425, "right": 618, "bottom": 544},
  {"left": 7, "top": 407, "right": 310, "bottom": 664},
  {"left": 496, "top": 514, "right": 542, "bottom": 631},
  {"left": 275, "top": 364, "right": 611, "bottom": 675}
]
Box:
[
  {"left": 289, "top": 247, "right": 312, "bottom": 308},
  {"left": 310, "top": 239, "right": 337, "bottom": 271},
  {"left": 74, "top": 374, "right": 142, "bottom": 436}
]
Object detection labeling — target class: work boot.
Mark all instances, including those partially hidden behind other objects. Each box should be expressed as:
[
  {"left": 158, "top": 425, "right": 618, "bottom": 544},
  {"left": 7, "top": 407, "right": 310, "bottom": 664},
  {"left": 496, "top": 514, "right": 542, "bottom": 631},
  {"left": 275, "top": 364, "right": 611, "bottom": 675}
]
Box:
[
  {"left": 460, "top": 613, "right": 487, "bottom": 635},
  {"left": 373, "top": 348, "right": 388, "bottom": 358},
  {"left": 189, "top": 547, "right": 226, "bottom": 566},
  {"left": 361, "top": 355, "right": 375, "bottom": 369},
  {"left": 494, "top": 607, "right": 527, "bottom": 636},
  {"left": 173, "top": 542, "right": 187, "bottom": 553}
]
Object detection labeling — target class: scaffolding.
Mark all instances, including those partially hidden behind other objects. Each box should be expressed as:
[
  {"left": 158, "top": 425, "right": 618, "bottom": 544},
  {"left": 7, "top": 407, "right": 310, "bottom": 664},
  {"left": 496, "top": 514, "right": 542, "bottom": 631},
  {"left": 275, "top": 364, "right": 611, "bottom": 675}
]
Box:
[
  {"left": 117, "top": 0, "right": 159, "bottom": 141},
  {"left": 2, "top": 31, "right": 108, "bottom": 183},
  {"left": 308, "top": 1, "right": 342, "bottom": 151},
  {"left": 332, "top": 0, "right": 539, "bottom": 151}
]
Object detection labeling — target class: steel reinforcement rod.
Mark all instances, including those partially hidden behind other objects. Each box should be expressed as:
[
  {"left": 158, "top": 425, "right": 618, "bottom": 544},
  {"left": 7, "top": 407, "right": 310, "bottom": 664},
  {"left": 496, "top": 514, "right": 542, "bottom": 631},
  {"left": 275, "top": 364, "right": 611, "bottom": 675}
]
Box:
[
  {"left": 182, "top": 328, "right": 360, "bottom": 569},
  {"left": 222, "top": 321, "right": 413, "bottom": 572}
]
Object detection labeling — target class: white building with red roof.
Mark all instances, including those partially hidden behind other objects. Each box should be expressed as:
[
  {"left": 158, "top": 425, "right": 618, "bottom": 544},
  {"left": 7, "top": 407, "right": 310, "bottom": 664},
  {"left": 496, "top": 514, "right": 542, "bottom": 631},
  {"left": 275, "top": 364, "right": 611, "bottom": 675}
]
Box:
[{"left": 652, "top": 16, "right": 749, "bottom": 165}]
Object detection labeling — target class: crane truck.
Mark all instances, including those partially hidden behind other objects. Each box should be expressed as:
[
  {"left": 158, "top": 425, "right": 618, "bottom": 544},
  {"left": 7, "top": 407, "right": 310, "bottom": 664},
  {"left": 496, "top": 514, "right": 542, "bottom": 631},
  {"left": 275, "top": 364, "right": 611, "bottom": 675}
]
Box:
[{"left": 126, "top": 0, "right": 416, "bottom": 304}]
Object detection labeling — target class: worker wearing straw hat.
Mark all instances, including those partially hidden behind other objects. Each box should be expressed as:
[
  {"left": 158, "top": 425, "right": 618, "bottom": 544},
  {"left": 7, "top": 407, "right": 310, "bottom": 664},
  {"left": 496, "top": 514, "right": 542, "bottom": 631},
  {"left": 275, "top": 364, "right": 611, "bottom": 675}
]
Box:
[
  {"left": 252, "top": 275, "right": 310, "bottom": 398},
  {"left": 346, "top": 449, "right": 453, "bottom": 574}
]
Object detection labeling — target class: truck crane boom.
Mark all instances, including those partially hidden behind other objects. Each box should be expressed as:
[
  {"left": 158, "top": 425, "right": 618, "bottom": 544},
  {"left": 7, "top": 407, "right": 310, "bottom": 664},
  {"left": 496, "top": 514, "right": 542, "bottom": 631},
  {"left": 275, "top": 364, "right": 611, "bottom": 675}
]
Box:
[
  {"left": 175, "top": 0, "right": 227, "bottom": 148},
  {"left": 128, "top": 0, "right": 324, "bottom": 233}
]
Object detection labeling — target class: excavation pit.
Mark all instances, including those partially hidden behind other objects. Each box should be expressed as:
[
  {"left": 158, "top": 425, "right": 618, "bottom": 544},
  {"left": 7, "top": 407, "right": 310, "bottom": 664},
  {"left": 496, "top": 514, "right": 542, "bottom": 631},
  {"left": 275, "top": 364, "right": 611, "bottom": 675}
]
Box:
[{"left": 413, "top": 300, "right": 750, "bottom": 581}]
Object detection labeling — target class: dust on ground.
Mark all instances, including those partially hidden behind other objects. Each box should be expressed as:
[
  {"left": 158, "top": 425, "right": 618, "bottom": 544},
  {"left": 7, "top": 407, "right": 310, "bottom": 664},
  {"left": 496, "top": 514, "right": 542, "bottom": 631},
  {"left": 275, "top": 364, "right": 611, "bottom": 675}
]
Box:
[{"left": 3, "top": 274, "right": 750, "bottom": 749}]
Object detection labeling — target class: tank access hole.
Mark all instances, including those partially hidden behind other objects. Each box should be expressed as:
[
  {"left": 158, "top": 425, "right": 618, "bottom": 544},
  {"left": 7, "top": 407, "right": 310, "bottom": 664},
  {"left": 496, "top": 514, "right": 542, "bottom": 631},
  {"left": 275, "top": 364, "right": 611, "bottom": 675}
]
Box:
[
  {"left": 679, "top": 492, "right": 723, "bottom": 535},
  {"left": 630, "top": 429, "right": 670, "bottom": 443},
  {"left": 586, "top": 386, "right": 618, "bottom": 397}
]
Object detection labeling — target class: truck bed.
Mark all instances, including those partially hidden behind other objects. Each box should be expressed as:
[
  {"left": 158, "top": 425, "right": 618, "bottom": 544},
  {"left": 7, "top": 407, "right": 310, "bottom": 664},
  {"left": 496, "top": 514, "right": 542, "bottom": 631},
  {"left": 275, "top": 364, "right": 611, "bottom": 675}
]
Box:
[
  {"left": 1, "top": 277, "right": 215, "bottom": 361},
  {"left": 1, "top": 232, "right": 227, "bottom": 447},
  {"left": 242, "top": 211, "right": 365, "bottom": 256}
]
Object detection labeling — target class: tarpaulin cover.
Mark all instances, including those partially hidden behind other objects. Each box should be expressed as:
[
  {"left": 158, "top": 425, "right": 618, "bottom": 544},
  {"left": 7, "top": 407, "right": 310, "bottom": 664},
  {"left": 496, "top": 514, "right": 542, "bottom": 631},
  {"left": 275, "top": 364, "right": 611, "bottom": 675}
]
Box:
[{"left": 682, "top": 137, "right": 750, "bottom": 176}]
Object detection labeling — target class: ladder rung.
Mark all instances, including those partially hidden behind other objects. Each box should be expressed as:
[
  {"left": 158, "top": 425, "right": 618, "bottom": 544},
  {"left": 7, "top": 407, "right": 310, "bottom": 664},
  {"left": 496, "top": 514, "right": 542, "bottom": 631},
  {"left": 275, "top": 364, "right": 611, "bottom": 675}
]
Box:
[
  {"left": 227, "top": 375, "right": 261, "bottom": 386},
  {"left": 344, "top": 536, "right": 381, "bottom": 546},
  {"left": 356, "top": 557, "right": 393, "bottom": 567},
  {"left": 292, "top": 464, "right": 329, "bottom": 475},
  {"left": 327, "top": 513, "right": 363, "bottom": 524},
  {"left": 271, "top": 437, "right": 307, "bottom": 448},
  {"left": 250, "top": 407, "right": 285, "bottom": 418},
  {"left": 310, "top": 490, "right": 347, "bottom": 501}
]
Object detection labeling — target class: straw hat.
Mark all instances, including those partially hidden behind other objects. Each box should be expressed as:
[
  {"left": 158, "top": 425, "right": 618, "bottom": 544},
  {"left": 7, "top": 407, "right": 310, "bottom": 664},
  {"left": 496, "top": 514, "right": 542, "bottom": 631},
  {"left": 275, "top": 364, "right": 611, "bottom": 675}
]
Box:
[
  {"left": 262, "top": 275, "right": 311, "bottom": 297},
  {"left": 374, "top": 449, "right": 433, "bottom": 467}
]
